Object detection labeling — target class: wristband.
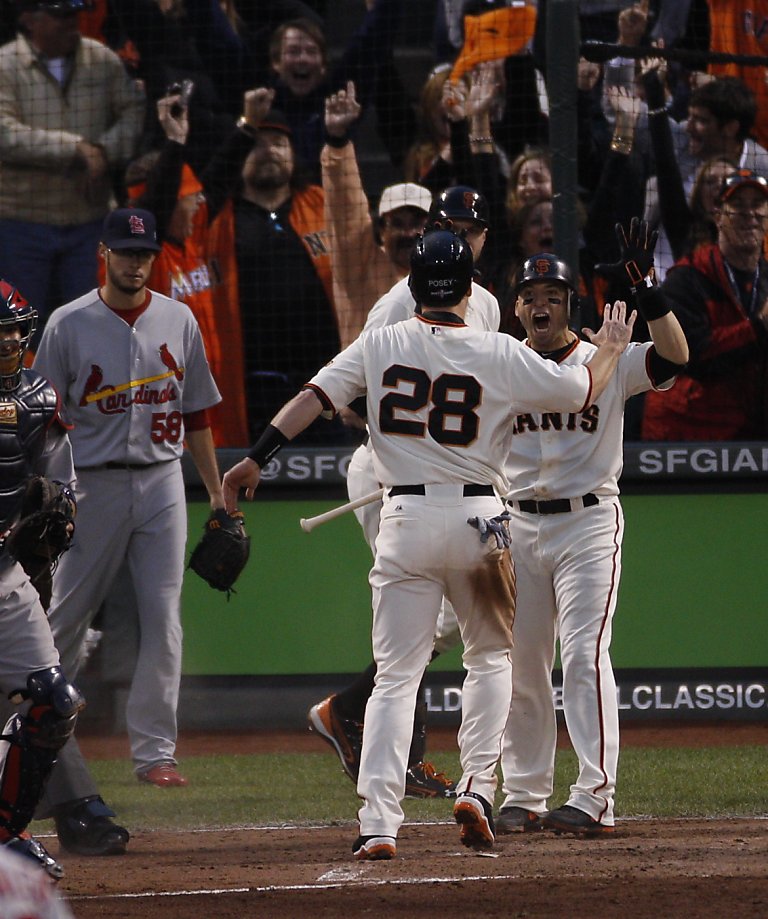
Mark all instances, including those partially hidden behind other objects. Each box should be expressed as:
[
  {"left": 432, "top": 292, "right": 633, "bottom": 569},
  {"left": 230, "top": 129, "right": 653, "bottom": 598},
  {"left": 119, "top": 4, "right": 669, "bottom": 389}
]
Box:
[
  {"left": 634, "top": 285, "right": 670, "bottom": 322},
  {"left": 247, "top": 423, "right": 289, "bottom": 468}
]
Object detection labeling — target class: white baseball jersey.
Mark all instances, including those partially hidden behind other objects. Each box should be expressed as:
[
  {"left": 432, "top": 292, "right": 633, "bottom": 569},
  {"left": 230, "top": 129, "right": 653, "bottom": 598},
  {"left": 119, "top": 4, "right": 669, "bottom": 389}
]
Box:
[
  {"left": 310, "top": 314, "right": 593, "bottom": 494},
  {"left": 33, "top": 289, "right": 221, "bottom": 466},
  {"left": 506, "top": 339, "right": 672, "bottom": 500},
  {"left": 364, "top": 277, "right": 500, "bottom": 333}
]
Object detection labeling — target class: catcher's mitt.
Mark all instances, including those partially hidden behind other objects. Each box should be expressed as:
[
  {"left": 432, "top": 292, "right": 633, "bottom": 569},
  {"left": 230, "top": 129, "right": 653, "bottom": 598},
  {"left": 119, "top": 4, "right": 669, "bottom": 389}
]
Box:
[
  {"left": 4, "top": 475, "right": 76, "bottom": 610},
  {"left": 188, "top": 508, "right": 250, "bottom": 598}
]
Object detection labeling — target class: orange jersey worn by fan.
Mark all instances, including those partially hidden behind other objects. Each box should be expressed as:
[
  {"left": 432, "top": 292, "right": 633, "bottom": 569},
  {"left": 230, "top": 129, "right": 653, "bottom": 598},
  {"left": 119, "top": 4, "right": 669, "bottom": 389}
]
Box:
[{"left": 708, "top": 1, "right": 768, "bottom": 151}]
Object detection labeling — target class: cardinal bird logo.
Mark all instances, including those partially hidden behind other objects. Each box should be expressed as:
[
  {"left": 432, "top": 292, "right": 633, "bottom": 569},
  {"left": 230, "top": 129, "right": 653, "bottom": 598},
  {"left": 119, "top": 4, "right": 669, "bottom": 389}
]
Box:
[
  {"left": 159, "top": 343, "right": 184, "bottom": 381},
  {"left": 80, "top": 364, "right": 104, "bottom": 405}
]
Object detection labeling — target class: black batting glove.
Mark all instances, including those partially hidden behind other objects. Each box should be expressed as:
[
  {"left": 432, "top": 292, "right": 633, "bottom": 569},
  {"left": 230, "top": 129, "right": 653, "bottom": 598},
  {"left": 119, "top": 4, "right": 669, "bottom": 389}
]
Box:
[{"left": 595, "top": 217, "right": 658, "bottom": 290}]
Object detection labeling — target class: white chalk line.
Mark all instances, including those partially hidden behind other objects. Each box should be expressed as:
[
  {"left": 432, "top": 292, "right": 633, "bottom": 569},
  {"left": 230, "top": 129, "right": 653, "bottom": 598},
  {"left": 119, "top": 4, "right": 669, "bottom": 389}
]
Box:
[
  {"left": 59, "top": 815, "right": 768, "bottom": 904},
  {"left": 67, "top": 872, "right": 547, "bottom": 901}
]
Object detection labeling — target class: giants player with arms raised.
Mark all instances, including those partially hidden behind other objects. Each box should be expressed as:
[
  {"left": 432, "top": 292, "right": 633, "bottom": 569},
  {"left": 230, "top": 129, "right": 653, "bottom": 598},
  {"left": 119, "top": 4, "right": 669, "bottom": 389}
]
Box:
[
  {"left": 495, "top": 220, "right": 688, "bottom": 838},
  {"left": 224, "top": 229, "right": 636, "bottom": 859}
]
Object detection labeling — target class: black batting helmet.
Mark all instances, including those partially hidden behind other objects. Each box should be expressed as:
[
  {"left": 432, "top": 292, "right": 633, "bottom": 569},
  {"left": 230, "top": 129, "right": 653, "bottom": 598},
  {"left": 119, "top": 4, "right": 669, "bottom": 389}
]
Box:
[
  {"left": 428, "top": 185, "right": 489, "bottom": 229},
  {"left": 514, "top": 253, "right": 578, "bottom": 311},
  {"left": 0, "top": 280, "right": 36, "bottom": 392},
  {"left": 408, "top": 229, "right": 474, "bottom": 308}
]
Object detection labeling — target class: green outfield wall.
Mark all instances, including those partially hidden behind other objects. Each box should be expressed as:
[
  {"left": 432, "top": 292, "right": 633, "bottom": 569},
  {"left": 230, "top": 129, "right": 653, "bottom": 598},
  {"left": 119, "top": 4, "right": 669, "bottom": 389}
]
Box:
[{"left": 180, "top": 491, "right": 768, "bottom": 676}]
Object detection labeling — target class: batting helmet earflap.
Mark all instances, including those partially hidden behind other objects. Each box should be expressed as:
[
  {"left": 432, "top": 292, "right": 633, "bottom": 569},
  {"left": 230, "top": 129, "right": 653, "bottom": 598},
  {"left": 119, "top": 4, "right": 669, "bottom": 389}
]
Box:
[
  {"left": 428, "top": 185, "right": 489, "bottom": 229},
  {"left": 408, "top": 229, "right": 474, "bottom": 309},
  {"left": 0, "top": 280, "right": 36, "bottom": 392},
  {"left": 514, "top": 253, "right": 578, "bottom": 312}
]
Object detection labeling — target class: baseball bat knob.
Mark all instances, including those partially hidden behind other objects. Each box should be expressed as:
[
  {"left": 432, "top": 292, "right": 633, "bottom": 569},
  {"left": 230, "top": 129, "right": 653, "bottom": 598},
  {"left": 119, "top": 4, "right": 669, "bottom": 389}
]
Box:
[{"left": 300, "top": 518, "right": 312, "bottom": 533}]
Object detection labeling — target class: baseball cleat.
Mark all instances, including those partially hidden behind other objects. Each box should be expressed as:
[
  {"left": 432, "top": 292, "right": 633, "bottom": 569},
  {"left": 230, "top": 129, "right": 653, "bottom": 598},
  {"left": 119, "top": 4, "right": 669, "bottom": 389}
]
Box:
[
  {"left": 453, "top": 792, "right": 495, "bottom": 850},
  {"left": 55, "top": 795, "right": 130, "bottom": 856},
  {"left": 541, "top": 805, "right": 615, "bottom": 837},
  {"left": 137, "top": 762, "right": 189, "bottom": 787},
  {"left": 308, "top": 694, "right": 363, "bottom": 782},
  {"left": 5, "top": 834, "right": 64, "bottom": 880},
  {"left": 495, "top": 805, "right": 545, "bottom": 834},
  {"left": 352, "top": 835, "right": 397, "bottom": 860},
  {"left": 405, "top": 761, "right": 457, "bottom": 798}
]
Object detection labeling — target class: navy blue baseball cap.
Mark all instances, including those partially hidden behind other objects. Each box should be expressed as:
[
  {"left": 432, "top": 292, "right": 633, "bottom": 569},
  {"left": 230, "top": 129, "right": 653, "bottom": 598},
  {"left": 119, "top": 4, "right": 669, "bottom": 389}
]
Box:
[{"left": 101, "top": 208, "right": 161, "bottom": 252}]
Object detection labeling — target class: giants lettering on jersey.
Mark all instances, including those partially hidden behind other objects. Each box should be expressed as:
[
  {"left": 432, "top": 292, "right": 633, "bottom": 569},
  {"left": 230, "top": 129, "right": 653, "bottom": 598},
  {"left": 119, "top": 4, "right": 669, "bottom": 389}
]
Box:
[{"left": 512, "top": 404, "right": 600, "bottom": 435}]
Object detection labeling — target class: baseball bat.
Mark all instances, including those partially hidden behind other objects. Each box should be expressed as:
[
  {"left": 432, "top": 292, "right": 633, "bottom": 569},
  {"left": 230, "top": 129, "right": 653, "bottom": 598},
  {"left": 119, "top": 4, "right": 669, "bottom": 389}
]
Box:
[{"left": 300, "top": 488, "right": 384, "bottom": 533}]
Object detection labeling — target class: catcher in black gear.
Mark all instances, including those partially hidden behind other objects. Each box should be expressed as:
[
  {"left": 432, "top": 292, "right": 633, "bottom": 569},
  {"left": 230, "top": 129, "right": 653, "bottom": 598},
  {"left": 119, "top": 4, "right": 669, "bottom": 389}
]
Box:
[
  {"left": 188, "top": 508, "right": 250, "bottom": 597},
  {"left": 4, "top": 475, "right": 77, "bottom": 610},
  {"left": 0, "top": 280, "right": 85, "bottom": 880}
]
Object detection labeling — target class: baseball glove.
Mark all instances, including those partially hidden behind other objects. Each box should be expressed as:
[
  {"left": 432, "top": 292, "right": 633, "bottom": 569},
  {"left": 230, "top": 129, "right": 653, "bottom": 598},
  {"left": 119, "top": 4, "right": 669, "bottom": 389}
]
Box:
[
  {"left": 188, "top": 508, "right": 250, "bottom": 598},
  {"left": 4, "top": 475, "right": 77, "bottom": 610}
]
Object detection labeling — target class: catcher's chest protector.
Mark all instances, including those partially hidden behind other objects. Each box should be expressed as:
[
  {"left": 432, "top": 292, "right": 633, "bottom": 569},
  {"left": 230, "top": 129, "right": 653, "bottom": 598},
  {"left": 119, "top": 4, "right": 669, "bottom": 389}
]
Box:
[{"left": 0, "top": 371, "right": 59, "bottom": 530}]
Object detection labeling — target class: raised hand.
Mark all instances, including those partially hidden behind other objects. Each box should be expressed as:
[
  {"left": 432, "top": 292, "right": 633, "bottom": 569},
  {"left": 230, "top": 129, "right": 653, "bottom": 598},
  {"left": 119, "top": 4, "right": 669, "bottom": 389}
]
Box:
[
  {"left": 583, "top": 299, "right": 637, "bottom": 350},
  {"left": 324, "top": 81, "right": 361, "bottom": 138}
]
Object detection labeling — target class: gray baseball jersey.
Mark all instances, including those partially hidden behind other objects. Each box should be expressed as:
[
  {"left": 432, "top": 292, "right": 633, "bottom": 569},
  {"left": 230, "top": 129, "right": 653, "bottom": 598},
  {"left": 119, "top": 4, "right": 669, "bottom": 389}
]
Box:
[
  {"left": 32, "top": 288, "right": 220, "bottom": 812},
  {"left": 34, "top": 289, "right": 221, "bottom": 466}
]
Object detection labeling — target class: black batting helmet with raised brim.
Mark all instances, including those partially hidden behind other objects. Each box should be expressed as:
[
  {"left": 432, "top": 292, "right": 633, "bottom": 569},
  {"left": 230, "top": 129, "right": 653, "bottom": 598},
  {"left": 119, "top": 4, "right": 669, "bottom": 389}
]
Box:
[
  {"left": 515, "top": 253, "right": 578, "bottom": 313},
  {"left": 428, "top": 185, "right": 489, "bottom": 229},
  {"left": 408, "top": 229, "right": 474, "bottom": 308},
  {"left": 515, "top": 253, "right": 576, "bottom": 294}
]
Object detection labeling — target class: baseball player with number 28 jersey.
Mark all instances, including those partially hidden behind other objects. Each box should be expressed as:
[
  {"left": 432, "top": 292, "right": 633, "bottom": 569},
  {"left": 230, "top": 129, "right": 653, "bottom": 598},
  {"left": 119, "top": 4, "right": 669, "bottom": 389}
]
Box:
[
  {"left": 31, "top": 208, "right": 224, "bottom": 858},
  {"left": 223, "top": 230, "right": 636, "bottom": 859}
]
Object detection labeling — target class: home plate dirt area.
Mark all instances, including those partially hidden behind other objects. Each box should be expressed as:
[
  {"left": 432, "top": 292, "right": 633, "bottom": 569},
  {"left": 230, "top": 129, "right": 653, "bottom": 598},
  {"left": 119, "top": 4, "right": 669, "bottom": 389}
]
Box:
[{"left": 57, "top": 724, "right": 768, "bottom": 919}]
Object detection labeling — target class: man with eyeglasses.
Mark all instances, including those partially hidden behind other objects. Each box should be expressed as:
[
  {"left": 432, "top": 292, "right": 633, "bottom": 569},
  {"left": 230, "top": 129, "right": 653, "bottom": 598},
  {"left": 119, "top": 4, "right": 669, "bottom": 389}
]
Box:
[
  {"left": 29, "top": 207, "right": 226, "bottom": 856},
  {"left": 642, "top": 169, "right": 768, "bottom": 440}
]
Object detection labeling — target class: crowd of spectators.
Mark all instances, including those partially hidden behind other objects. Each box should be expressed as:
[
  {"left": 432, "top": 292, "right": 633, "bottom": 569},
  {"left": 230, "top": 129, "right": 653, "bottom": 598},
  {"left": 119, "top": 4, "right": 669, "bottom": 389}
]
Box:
[{"left": 0, "top": 0, "right": 766, "bottom": 444}]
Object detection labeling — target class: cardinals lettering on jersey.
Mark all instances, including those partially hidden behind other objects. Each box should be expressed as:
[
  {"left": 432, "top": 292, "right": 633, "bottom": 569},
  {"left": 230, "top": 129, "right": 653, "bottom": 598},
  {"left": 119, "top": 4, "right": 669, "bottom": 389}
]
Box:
[{"left": 78, "top": 343, "right": 185, "bottom": 416}]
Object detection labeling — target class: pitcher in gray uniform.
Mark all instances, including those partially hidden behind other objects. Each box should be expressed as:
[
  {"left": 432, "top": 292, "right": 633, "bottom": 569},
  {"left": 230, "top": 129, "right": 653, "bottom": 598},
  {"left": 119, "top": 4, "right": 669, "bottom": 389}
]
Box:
[
  {"left": 0, "top": 281, "right": 84, "bottom": 879},
  {"left": 32, "top": 208, "right": 226, "bottom": 857}
]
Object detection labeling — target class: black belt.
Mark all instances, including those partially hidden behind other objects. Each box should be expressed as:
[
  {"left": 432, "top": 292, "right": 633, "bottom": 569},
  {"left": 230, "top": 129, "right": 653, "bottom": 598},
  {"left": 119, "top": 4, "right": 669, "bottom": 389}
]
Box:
[
  {"left": 514, "top": 493, "right": 599, "bottom": 514},
  {"left": 389, "top": 484, "right": 495, "bottom": 497},
  {"left": 78, "top": 460, "right": 174, "bottom": 471}
]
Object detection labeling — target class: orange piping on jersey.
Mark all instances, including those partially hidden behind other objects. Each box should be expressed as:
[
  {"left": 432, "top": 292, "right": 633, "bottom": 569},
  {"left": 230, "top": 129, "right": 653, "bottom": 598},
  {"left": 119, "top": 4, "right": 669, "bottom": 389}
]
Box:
[
  {"left": 302, "top": 382, "right": 336, "bottom": 415},
  {"left": 415, "top": 313, "right": 467, "bottom": 327},
  {"left": 591, "top": 499, "right": 622, "bottom": 822}
]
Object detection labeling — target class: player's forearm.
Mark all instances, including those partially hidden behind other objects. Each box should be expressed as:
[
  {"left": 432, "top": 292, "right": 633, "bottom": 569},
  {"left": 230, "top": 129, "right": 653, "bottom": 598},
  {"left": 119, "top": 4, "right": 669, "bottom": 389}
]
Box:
[
  {"left": 271, "top": 389, "right": 325, "bottom": 441},
  {"left": 585, "top": 344, "right": 624, "bottom": 402},
  {"left": 647, "top": 313, "right": 689, "bottom": 365},
  {"left": 185, "top": 427, "right": 224, "bottom": 509}
]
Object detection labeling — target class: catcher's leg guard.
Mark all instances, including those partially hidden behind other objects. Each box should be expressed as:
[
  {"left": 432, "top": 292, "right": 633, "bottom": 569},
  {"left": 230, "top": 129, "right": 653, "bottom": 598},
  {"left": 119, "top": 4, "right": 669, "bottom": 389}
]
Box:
[{"left": 0, "top": 666, "right": 85, "bottom": 839}]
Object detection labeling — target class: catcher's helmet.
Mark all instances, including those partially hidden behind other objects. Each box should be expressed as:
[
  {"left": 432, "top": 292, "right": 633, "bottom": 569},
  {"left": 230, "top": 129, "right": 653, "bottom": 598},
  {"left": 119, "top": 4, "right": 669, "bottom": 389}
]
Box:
[
  {"left": 428, "top": 185, "right": 489, "bottom": 229},
  {"left": 408, "top": 229, "right": 474, "bottom": 308},
  {"left": 0, "top": 280, "right": 37, "bottom": 392},
  {"left": 514, "top": 253, "right": 578, "bottom": 312}
]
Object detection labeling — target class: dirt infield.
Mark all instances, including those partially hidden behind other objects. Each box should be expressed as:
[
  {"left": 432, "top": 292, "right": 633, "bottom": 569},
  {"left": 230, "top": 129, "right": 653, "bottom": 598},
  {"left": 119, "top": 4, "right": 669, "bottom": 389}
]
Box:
[{"left": 55, "top": 725, "right": 768, "bottom": 919}]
